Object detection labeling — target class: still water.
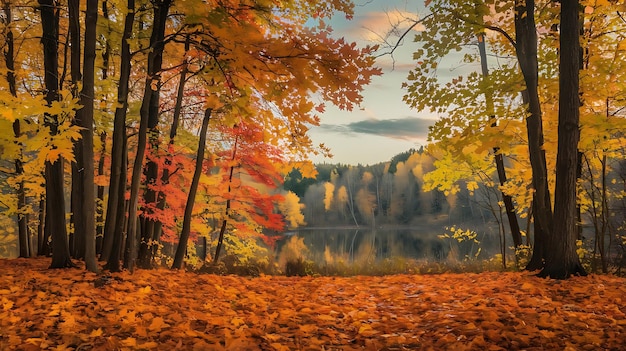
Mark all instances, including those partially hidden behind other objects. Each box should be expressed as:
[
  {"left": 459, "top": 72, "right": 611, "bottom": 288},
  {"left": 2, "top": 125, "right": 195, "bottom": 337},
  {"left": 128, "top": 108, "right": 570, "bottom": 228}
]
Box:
[{"left": 276, "top": 227, "right": 499, "bottom": 265}]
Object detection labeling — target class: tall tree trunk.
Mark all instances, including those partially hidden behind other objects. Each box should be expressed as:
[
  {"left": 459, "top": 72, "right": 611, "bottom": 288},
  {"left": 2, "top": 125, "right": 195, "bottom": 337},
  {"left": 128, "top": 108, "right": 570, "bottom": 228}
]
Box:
[
  {"left": 104, "top": 134, "right": 127, "bottom": 272},
  {"left": 599, "top": 154, "right": 608, "bottom": 273},
  {"left": 477, "top": 32, "right": 523, "bottom": 249},
  {"left": 576, "top": 151, "right": 583, "bottom": 241},
  {"left": 214, "top": 165, "right": 235, "bottom": 264},
  {"left": 539, "top": 0, "right": 586, "bottom": 279},
  {"left": 135, "top": 0, "right": 172, "bottom": 269},
  {"left": 101, "top": 0, "right": 134, "bottom": 262},
  {"left": 3, "top": 0, "right": 30, "bottom": 257},
  {"left": 37, "top": 195, "right": 49, "bottom": 256},
  {"left": 96, "top": 132, "right": 106, "bottom": 253},
  {"left": 39, "top": 0, "right": 74, "bottom": 268},
  {"left": 14, "top": 120, "right": 30, "bottom": 258},
  {"left": 138, "top": 37, "right": 190, "bottom": 268},
  {"left": 514, "top": 0, "right": 553, "bottom": 271},
  {"left": 75, "top": 0, "right": 99, "bottom": 272},
  {"left": 124, "top": 88, "right": 149, "bottom": 271},
  {"left": 68, "top": 0, "right": 84, "bottom": 259},
  {"left": 214, "top": 133, "right": 240, "bottom": 264},
  {"left": 95, "top": 1, "right": 109, "bottom": 255},
  {"left": 100, "top": 0, "right": 110, "bottom": 80},
  {"left": 172, "top": 108, "right": 212, "bottom": 269}
]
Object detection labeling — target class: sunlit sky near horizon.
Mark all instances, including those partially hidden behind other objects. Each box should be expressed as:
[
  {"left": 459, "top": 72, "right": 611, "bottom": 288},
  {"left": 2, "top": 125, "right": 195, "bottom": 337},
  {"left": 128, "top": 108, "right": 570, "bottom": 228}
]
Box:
[{"left": 307, "top": 0, "right": 436, "bottom": 166}]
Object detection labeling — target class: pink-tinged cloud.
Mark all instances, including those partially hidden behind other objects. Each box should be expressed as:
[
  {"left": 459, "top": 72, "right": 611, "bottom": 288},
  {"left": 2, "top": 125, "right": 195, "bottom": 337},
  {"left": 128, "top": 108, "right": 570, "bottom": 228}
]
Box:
[{"left": 345, "top": 10, "right": 426, "bottom": 43}]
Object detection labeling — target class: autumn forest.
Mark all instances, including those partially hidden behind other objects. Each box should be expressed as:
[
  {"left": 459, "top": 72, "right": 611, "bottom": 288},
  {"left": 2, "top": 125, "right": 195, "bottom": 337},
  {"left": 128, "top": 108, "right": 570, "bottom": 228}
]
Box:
[{"left": 1, "top": 0, "right": 626, "bottom": 349}]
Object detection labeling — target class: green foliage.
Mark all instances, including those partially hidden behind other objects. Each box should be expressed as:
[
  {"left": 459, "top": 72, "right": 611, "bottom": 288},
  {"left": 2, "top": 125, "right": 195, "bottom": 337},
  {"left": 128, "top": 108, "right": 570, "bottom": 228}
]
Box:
[
  {"left": 387, "top": 147, "right": 421, "bottom": 174},
  {"left": 283, "top": 168, "right": 317, "bottom": 198}
]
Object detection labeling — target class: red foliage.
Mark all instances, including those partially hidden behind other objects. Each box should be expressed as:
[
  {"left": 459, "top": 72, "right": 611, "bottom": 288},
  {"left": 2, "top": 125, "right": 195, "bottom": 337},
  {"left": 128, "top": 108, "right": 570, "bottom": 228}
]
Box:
[{"left": 215, "top": 122, "right": 288, "bottom": 234}]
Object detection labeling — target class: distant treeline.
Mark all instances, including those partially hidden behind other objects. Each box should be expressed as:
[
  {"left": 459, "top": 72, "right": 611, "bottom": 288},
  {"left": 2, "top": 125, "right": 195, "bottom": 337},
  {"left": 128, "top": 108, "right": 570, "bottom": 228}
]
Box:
[{"left": 283, "top": 148, "right": 498, "bottom": 229}]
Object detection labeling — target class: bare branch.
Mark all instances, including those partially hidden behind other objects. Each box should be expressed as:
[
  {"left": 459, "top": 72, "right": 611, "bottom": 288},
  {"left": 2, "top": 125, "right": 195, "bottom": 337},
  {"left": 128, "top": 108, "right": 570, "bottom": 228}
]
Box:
[{"left": 374, "top": 13, "right": 433, "bottom": 68}]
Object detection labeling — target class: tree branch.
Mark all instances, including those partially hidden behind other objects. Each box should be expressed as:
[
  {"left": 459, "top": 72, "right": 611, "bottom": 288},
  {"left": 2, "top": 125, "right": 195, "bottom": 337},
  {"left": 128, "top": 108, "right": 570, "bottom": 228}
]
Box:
[
  {"left": 374, "top": 13, "right": 433, "bottom": 62},
  {"left": 448, "top": 8, "right": 516, "bottom": 48}
]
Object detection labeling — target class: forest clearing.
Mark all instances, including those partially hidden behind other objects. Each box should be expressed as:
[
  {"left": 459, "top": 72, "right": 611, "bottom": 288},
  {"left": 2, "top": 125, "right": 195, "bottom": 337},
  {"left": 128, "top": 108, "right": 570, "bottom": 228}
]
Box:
[{"left": 1, "top": 258, "right": 625, "bottom": 350}]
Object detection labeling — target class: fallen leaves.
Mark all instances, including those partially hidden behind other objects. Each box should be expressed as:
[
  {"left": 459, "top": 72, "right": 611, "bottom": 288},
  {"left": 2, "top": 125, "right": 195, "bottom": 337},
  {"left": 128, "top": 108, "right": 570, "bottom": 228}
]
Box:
[{"left": 0, "top": 258, "right": 625, "bottom": 350}]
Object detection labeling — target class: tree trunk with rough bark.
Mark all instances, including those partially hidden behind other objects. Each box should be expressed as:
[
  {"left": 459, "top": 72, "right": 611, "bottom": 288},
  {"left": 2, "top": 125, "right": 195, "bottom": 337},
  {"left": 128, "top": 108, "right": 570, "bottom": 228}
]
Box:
[
  {"left": 172, "top": 108, "right": 212, "bottom": 269},
  {"left": 3, "top": 0, "right": 31, "bottom": 257},
  {"left": 39, "top": 0, "right": 74, "bottom": 269},
  {"left": 76, "top": 0, "right": 99, "bottom": 272},
  {"left": 101, "top": 0, "right": 134, "bottom": 263},
  {"left": 539, "top": 0, "right": 586, "bottom": 279},
  {"left": 96, "top": 132, "right": 106, "bottom": 253},
  {"left": 68, "top": 0, "right": 84, "bottom": 259},
  {"left": 138, "top": 37, "right": 189, "bottom": 268},
  {"left": 136, "top": 0, "right": 172, "bottom": 269},
  {"left": 477, "top": 32, "right": 523, "bottom": 250},
  {"left": 514, "top": 0, "right": 553, "bottom": 271}
]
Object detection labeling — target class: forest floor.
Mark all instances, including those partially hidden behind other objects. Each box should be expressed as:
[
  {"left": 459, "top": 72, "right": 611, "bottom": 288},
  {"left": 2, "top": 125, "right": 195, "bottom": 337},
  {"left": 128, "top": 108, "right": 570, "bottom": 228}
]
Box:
[{"left": 0, "top": 258, "right": 625, "bottom": 351}]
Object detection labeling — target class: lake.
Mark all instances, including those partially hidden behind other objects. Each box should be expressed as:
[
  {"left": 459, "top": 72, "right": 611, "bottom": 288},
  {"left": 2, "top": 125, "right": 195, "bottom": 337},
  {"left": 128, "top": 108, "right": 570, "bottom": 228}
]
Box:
[{"left": 276, "top": 226, "right": 503, "bottom": 266}]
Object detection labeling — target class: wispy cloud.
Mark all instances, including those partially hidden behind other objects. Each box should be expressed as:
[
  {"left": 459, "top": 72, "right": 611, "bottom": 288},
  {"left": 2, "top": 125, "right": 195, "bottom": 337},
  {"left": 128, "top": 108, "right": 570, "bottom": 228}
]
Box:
[
  {"left": 320, "top": 117, "right": 433, "bottom": 140},
  {"left": 345, "top": 10, "right": 425, "bottom": 43}
]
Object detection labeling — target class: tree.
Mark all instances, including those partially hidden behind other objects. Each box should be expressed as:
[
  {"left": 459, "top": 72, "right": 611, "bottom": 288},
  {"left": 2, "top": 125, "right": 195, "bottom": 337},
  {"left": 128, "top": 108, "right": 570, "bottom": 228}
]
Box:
[
  {"left": 103, "top": 0, "right": 135, "bottom": 271},
  {"left": 476, "top": 30, "right": 523, "bottom": 249},
  {"left": 514, "top": 0, "right": 554, "bottom": 271},
  {"left": 137, "top": 36, "right": 191, "bottom": 268},
  {"left": 402, "top": 0, "right": 561, "bottom": 269},
  {"left": 68, "top": 0, "right": 84, "bottom": 259},
  {"left": 210, "top": 120, "right": 289, "bottom": 263},
  {"left": 538, "top": 0, "right": 586, "bottom": 278},
  {"left": 133, "top": 0, "right": 172, "bottom": 270},
  {"left": 278, "top": 191, "right": 306, "bottom": 229},
  {"left": 2, "top": 0, "right": 30, "bottom": 257},
  {"left": 171, "top": 108, "right": 211, "bottom": 269},
  {"left": 575, "top": 0, "right": 626, "bottom": 273},
  {"left": 124, "top": 0, "right": 173, "bottom": 272},
  {"left": 77, "top": 0, "right": 99, "bottom": 272},
  {"left": 402, "top": 1, "right": 529, "bottom": 253},
  {"left": 67, "top": 0, "right": 99, "bottom": 272},
  {"left": 0, "top": 0, "right": 380, "bottom": 270},
  {"left": 39, "top": 0, "right": 74, "bottom": 268}
]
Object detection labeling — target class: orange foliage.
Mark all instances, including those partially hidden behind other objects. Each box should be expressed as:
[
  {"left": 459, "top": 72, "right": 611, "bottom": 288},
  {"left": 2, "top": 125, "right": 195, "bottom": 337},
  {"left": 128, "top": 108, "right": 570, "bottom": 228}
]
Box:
[{"left": 1, "top": 258, "right": 625, "bottom": 350}]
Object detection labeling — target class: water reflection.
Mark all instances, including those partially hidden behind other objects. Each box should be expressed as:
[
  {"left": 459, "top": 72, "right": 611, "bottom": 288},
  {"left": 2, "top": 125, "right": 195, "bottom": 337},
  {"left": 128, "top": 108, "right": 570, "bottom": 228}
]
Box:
[{"left": 277, "top": 228, "right": 451, "bottom": 265}]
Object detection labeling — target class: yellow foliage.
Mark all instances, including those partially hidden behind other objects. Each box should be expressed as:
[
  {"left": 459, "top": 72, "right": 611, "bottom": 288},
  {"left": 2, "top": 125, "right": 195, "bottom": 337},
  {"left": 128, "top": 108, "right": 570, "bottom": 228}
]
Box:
[
  {"left": 323, "top": 182, "right": 334, "bottom": 211},
  {"left": 277, "top": 236, "right": 309, "bottom": 269},
  {"left": 335, "top": 185, "right": 348, "bottom": 206},
  {"left": 361, "top": 171, "right": 373, "bottom": 185},
  {"left": 213, "top": 234, "right": 269, "bottom": 265},
  {"left": 278, "top": 191, "right": 305, "bottom": 229}
]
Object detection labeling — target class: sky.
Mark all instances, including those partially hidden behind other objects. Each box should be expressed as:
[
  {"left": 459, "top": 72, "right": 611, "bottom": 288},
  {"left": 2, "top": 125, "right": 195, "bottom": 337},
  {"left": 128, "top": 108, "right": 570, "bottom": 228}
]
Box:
[{"left": 308, "top": 0, "right": 435, "bottom": 166}]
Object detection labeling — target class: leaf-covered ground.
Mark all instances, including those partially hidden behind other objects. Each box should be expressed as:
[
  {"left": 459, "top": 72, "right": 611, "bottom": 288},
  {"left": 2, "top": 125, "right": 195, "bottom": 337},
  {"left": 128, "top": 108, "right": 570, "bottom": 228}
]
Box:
[{"left": 1, "top": 258, "right": 625, "bottom": 350}]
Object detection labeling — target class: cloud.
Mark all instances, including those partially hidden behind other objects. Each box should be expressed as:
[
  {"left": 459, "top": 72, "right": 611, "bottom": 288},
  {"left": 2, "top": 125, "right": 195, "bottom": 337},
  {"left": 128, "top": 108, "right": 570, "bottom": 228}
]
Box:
[
  {"left": 320, "top": 117, "right": 433, "bottom": 140},
  {"left": 345, "top": 10, "right": 426, "bottom": 43},
  {"left": 374, "top": 59, "right": 416, "bottom": 73}
]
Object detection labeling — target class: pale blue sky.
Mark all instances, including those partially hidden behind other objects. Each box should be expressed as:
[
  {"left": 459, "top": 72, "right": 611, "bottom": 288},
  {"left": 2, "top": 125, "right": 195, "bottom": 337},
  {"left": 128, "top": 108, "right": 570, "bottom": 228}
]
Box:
[{"left": 308, "top": 0, "right": 435, "bottom": 165}]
